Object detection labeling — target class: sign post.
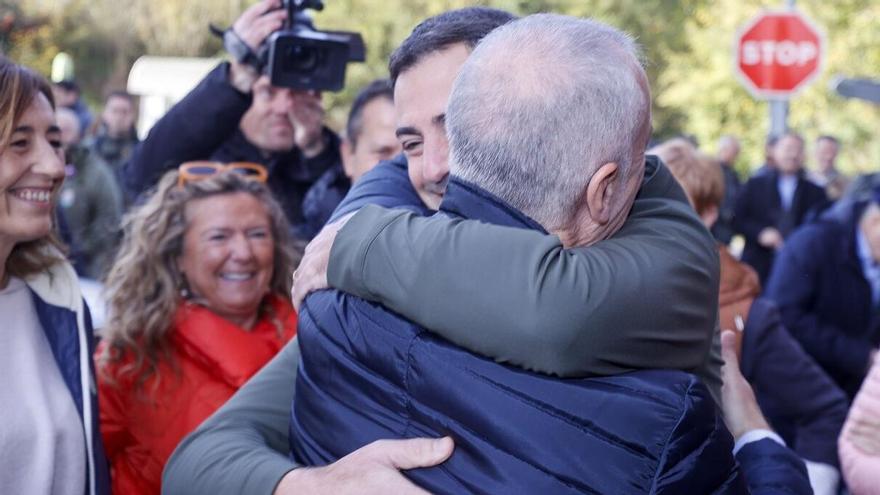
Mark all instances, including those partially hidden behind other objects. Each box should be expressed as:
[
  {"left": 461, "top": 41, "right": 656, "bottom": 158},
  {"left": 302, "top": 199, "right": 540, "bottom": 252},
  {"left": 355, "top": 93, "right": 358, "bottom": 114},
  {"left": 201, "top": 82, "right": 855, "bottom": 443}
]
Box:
[{"left": 735, "top": 2, "right": 824, "bottom": 135}]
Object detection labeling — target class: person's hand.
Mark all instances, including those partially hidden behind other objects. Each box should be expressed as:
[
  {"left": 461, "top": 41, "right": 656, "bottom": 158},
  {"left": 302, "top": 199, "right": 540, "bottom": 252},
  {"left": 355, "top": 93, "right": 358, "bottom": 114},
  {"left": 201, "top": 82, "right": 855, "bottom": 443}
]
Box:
[
  {"left": 847, "top": 413, "right": 880, "bottom": 456},
  {"left": 291, "top": 90, "right": 326, "bottom": 158},
  {"left": 227, "top": 0, "right": 287, "bottom": 93},
  {"left": 757, "top": 227, "right": 783, "bottom": 250},
  {"left": 273, "top": 437, "right": 455, "bottom": 494},
  {"left": 291, "top": 213, "right": 354, "bottom": 311},
  {"left": 720, "top": 330, "right": 771, "bottom": 441}
]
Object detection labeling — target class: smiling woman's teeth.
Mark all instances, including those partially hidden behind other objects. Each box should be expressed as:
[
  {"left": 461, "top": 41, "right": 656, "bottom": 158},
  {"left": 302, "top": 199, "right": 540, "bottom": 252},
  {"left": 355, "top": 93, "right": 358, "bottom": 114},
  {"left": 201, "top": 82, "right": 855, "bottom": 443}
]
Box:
[
  {"left": 15, "top": 190, "right": 51, "bottom": 202},
  {"left": 221, "top": 273, "right": 253, "bottom": 281}
]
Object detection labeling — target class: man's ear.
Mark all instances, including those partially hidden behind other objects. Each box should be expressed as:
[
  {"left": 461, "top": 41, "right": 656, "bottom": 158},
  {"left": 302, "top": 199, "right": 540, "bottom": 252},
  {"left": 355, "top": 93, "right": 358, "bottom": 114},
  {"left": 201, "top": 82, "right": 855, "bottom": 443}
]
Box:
[
  {"left": 585, "top": 162, "right": 619, "bottom": 225},
  {"left": 340, "top": 138, "right": 355, "bottom": 179}
]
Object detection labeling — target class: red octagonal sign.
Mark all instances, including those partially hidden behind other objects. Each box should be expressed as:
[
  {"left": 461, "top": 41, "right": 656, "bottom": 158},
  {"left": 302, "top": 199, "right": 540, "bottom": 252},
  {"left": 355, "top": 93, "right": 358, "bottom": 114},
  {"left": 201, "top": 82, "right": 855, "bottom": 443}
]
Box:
[{"left": 735, "top": 10, "right": 825, "bottom": 99}]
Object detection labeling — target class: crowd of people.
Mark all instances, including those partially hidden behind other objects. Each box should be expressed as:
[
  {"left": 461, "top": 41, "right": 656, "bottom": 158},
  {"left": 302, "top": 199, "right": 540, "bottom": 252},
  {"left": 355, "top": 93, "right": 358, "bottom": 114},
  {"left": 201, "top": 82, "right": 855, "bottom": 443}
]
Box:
[{"left": 2, "top": 1, "right": 879, "bottom": 494}]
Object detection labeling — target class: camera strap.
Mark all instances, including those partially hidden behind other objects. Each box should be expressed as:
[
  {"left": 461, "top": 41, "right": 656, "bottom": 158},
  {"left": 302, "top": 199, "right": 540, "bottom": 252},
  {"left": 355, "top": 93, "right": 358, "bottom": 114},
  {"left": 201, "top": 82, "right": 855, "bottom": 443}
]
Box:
[{"left": 210, "top": 24, "right": 264, "bottom": 73}]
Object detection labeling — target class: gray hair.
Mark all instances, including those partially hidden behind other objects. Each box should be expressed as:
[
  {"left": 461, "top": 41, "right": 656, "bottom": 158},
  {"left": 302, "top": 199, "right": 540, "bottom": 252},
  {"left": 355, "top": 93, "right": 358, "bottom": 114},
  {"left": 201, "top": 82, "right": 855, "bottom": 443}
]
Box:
[{"left": 447, "top": 14, "right": 650, "bottom": 230}]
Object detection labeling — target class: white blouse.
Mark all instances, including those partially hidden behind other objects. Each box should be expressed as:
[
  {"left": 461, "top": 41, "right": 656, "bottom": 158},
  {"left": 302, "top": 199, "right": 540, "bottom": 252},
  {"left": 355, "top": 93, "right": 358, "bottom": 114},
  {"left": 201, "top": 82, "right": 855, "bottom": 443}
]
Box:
[{"left": 0, "top": 276, "right": 86, "bottom": 495}]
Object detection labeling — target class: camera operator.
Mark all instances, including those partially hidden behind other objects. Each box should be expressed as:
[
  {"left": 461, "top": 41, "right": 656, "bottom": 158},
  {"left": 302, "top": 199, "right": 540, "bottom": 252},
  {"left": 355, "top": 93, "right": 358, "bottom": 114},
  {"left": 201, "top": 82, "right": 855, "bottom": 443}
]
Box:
[{"left": 124, "top": 0, "right": 340, "bottom": 232}]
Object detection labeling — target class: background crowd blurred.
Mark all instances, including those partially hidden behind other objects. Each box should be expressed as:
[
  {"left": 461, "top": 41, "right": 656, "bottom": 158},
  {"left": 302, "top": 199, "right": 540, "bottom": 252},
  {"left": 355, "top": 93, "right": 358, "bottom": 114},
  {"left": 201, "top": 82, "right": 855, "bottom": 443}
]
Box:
[
  {"left": 3, "top": 0, "right": 879, "bottom": 172},
  {"left": 2, "top": 1, "right": 880, "bottom": 495}
]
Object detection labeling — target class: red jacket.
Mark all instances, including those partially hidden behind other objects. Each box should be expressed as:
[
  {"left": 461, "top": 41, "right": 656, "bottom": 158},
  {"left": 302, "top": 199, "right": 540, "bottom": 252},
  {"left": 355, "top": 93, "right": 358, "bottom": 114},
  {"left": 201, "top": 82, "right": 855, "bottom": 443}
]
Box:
[{"left": 97, "top": 295, "right": 297, "bottom": 494}]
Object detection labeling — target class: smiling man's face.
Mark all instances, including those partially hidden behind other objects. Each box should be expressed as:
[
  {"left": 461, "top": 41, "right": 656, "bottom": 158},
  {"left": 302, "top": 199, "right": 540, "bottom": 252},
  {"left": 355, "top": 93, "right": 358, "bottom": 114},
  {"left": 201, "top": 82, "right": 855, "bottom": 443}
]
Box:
[{"left": 394, "top": 43, "right": 471, "bottom": 210}]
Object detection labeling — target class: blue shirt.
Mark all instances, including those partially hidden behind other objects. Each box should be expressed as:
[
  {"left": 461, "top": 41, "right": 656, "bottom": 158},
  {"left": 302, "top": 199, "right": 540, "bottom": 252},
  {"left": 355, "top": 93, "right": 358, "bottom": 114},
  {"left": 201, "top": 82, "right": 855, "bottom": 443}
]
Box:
[{"left": 778, "top": 175, "right": 798, "bottom": 211}]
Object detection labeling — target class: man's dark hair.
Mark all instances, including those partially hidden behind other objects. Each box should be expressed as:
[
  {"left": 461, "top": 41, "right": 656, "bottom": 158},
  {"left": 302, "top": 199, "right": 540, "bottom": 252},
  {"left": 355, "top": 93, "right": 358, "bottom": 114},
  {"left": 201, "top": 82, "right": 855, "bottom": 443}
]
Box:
[
  {"left": 388, "top": 7, "right": 516, "bottom": 86},
  {"left": 105, "top": 90, "right": 134, "bottom": 104},
  {"left": 817, "top": 134, "right": 839, "bottom": 146},
  {"left": 346, "top": 79, "right": 393, "bottom": 148},
  {"left": 54, "top": 79, "right": 80, "bottom": 94}
]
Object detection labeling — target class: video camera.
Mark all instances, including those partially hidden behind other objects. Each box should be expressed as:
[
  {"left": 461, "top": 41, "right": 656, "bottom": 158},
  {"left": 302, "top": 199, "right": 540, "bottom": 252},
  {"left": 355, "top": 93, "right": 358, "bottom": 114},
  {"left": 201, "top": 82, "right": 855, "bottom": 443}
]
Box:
[
  {"left": 218, "top": 0, "right": 365, "bottom": 92},
  {"left": 265, "top": 0, "right": 365, "bottom": 91}
]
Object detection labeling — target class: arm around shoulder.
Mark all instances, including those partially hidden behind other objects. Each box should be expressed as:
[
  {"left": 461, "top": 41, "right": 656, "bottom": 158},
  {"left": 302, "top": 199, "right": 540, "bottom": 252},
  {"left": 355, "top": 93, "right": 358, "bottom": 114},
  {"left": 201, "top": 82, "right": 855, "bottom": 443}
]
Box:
[{"left": 329, "top": 205, "right": 666, "bottom": 377}]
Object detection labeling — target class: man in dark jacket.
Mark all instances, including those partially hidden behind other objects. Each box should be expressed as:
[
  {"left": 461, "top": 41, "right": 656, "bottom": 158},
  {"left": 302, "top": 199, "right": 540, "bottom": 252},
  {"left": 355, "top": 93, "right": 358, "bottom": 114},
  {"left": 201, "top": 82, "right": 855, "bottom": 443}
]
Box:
[
  {"left": 735, "top": 132, "right": 827, "bottom": 283},
  {"left": 765, "top": 198, "right": 880, "bottom": 399},
  {"left": 124, "top": 0, "right": 341, "bottom": 232},
  {"left": 84, "top": 91, "right": 139, "bottom": 200}
]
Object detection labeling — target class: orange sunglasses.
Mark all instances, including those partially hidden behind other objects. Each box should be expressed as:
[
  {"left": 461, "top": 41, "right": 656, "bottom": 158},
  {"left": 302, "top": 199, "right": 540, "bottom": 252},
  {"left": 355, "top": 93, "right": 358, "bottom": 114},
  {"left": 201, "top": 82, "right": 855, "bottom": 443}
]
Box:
[{"left": 177, "top": 161, "right": 268, "bottom": 188}]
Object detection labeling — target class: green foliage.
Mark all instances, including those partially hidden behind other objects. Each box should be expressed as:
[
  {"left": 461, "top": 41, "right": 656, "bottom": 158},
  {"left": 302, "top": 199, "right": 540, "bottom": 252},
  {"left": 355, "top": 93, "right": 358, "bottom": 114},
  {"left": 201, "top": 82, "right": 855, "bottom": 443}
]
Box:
[
  {"left": 6, "top": 0, "right": 879, "bottom": 174},
  {"left": 659, "top": 0, "right": 880, "bottom": 174}
]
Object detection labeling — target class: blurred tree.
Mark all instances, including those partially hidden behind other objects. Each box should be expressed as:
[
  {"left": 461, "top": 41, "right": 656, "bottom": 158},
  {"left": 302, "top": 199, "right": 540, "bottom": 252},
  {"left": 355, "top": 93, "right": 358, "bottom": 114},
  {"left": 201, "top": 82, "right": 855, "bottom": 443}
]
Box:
[
  {"left": 0, "top": 1, "right": 47, "bottom": 54},
  {"left": 314, "top": 0, "right": 707, "bottom": 135},
  {"left": 6, "top": 0, "right": 878, "bottom": 173},
  {"left": 659, "top": 0, "right": 880, "bottom": 175}
]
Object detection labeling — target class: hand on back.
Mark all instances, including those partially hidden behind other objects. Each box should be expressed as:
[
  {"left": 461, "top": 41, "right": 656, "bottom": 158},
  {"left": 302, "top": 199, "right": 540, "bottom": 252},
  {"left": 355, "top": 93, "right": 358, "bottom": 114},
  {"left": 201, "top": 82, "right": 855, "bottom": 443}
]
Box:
[
  {"left": 274, "top": 437, "right": 454, "bottom": 494},
  {"left": 291, "top": 213, "right": 354, "bottom": 310}
]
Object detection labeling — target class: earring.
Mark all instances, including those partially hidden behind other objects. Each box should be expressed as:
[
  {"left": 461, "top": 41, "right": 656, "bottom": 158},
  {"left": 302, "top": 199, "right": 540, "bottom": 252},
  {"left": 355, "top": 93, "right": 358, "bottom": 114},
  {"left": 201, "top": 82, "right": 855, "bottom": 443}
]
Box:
[{"left": 179, "top": 275, "right": 192, "bottom": 299}]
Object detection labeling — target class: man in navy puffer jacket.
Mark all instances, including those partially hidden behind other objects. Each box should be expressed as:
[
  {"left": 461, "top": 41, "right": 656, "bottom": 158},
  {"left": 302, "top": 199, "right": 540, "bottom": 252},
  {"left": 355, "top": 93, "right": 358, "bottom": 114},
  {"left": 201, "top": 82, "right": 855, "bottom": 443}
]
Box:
[{"left": 290, "top": 14, "right": 808, "bottom": 494}]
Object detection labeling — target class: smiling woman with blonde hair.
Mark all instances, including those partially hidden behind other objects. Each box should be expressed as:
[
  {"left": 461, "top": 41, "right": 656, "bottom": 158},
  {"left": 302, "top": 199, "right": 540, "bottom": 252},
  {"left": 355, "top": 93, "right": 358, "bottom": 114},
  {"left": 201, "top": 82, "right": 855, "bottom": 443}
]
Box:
[
  {"left": 0, "top": 56, "right": 110, "bottom": 495},
  {"left": 97, "top": 166, "right": 299, "bottom": 494}
]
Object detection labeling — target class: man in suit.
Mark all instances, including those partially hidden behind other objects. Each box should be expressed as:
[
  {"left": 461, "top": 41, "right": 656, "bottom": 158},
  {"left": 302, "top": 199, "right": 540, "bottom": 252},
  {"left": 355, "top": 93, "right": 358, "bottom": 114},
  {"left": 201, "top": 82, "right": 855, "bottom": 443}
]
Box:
[{"left": 735, "top": 132, "right": 827, "bottom": 282}]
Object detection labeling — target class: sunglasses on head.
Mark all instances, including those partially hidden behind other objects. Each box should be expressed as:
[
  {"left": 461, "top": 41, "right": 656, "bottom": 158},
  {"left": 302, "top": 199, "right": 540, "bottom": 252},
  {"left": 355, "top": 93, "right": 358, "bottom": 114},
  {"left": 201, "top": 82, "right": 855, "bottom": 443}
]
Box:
[{"left": 177, "top": 161, "right": 268, "bottom": 188}]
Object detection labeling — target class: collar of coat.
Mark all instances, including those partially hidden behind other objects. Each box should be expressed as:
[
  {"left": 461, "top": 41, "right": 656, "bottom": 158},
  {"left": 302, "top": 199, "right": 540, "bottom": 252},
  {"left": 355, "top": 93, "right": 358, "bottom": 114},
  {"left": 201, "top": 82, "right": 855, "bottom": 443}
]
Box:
[
  {"left": 23, "top": 245, "right": 82, "bottom": 311},
  {"left": 171, "top": 294, "right": 297, "bottom": 388},
  {"left": 437, "top": 155, "right": 670, "bottom": 234}
]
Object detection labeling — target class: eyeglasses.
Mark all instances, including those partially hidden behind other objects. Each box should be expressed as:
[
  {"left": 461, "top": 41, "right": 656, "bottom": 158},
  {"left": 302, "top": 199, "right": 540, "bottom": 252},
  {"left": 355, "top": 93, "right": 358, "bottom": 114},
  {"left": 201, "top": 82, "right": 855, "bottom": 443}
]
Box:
[{"left": 177, "top": 161, "right": 268, "bottom": 188}]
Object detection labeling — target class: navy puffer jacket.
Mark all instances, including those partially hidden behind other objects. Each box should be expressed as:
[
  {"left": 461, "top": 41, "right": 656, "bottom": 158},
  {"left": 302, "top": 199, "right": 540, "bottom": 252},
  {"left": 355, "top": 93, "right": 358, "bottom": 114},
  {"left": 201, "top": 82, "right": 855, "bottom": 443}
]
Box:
[
  {"left": 290, "top": 179, "right": 749, "bottom": 493},
  {"left": 290, "top": 289, "right": 746, "bottom": 494}
]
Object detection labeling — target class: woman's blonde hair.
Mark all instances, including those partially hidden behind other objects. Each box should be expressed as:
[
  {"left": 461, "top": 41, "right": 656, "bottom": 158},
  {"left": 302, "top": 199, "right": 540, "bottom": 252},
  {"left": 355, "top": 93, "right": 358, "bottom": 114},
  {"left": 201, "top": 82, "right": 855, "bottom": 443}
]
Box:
[
  {"left": 0, "top": 56, "right": 66, "bottom": 278},
  {"left": 650, "top": 137, "right": 724, "bottom": 217},
  {"left": 99, "top": 169, "right": 300, "bottom": 386}
]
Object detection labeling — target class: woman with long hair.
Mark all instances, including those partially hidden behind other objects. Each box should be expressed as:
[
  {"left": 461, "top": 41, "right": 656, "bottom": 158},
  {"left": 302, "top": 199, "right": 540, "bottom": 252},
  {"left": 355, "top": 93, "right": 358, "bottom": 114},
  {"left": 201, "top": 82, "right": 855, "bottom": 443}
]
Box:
[
  {"left": 97, "top": 165, "right": 299, "bottom": 494},
  {"left": 0, "top": 56, "right": 110, "bottom": 494}
]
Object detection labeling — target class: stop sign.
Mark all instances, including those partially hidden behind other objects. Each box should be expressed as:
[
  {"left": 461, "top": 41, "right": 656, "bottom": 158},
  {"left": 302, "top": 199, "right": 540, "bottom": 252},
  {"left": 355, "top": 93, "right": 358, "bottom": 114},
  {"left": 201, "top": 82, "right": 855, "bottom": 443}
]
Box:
[{"left": 735, "top": 10, "right": 824, "bottom": 99}]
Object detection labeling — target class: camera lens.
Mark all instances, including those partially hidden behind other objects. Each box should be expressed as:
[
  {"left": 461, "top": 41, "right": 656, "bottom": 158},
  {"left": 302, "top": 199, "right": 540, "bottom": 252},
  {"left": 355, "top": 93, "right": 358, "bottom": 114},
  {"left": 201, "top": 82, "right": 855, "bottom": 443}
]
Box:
[{"left": 288, "top": 44, "right": 319, "bottom": 72}]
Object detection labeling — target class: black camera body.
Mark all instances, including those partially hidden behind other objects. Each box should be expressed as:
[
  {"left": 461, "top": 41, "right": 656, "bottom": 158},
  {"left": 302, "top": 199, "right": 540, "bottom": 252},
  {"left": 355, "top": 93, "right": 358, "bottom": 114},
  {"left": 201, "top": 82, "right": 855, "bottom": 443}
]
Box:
[{"left": 264, "top": 1, "right": 364, "bottom": 91}]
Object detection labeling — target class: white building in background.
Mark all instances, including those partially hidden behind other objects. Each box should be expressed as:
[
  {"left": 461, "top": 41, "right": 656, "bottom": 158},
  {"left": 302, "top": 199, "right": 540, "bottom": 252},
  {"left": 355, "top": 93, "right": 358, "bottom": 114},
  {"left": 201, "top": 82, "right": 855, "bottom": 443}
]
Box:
[{"left": 127, "top": 56, "right": 221, "bottom": 139}]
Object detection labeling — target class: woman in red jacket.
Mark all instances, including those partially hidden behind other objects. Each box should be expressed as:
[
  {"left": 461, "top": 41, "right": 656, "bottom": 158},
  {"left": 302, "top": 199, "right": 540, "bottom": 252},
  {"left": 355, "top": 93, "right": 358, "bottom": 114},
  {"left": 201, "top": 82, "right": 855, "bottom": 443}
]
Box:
[{"left": 96, "top": 165, "right": 299, "bottom": 494}]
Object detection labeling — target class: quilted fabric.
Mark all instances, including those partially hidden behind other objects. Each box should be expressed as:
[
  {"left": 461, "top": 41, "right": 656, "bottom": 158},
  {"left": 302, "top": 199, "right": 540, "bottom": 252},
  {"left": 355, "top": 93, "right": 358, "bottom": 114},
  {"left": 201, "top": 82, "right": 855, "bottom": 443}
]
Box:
[{"left": 290, "top": 290, "right": 746, "bottom": 494}]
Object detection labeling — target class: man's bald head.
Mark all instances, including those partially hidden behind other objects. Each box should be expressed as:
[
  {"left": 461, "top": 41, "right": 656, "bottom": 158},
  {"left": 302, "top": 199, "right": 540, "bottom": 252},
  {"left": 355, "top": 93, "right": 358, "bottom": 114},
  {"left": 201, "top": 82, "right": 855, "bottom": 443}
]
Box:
[{"left": 447, "top": 14, "right": 651, "bottom": 243}]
